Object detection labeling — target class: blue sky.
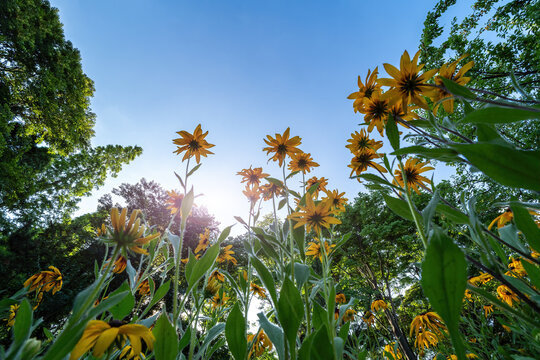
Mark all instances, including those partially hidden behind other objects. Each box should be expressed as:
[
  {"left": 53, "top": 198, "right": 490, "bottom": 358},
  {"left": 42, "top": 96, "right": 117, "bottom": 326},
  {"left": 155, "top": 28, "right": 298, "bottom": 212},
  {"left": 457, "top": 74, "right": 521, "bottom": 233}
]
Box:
[{"left": 51, "top": 0, "right": 467, "bottom": 233}]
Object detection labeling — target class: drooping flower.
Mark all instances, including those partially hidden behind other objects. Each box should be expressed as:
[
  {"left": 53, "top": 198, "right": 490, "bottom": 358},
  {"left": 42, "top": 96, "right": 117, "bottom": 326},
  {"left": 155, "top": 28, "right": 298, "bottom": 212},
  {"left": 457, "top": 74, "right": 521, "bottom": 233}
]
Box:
[
  {"left": 305, "top": 176, "right": 328, "bottom": 198},
  {"left": 263, "top": 128, "right": 302, "bottom": 167},
  {"left": 384, "top": 343, "right": 403, "bottom": 360},
  {"left": 335, "top": 293, "right": 347, "bottom": 304},
  {"left": 371, "top": 299, "right": 388, "bottom": 312},
  {"left": 305, "top": 240, "right": 336, "bottom": 260},
  {"left": 112, "top": 256, "right": 127, "bottom": 274},
  {"left": 432, "top": 54, "right": 474, "bottom": 114},
  {"left": 211, "top": 292, "right": 229, "bottom": 308},
  {"left": 217, "top": 245, "right": 237, "bottom": 265},
  {"left": 322, "top": 189, "right": 348, "bottom": 215},
  {"left": 348, "top": 149, "right": 387, "bottom": 177},
  {"left": 378, "top": 50, "right": 438, "bottom": 110},
  {"left": 414, "top": 330, "right": 439, "bottom": 351},
  {"left": 468, "top": 272, "right": 493, "bottom": 286},
  {"left": 205, "top": 279, "right": 221, "bottom": 295},
  {"left": 362, "top": 311, "right": 375, "bottom": 327},
  {"left": 137, "top": 280, "right": 150, "bottom": 296},
  {"left": 497, "top": 285, "right": 519, "bottom": 307},
  {"left": 173, "top": 124, "right": 215, "bottom": 164},
  {"left": 483, "top": 305, "right": 494, "bottom": 318},
  {"left": 24, "top": 266, "right": 63, "bottom": 295},
  {"left": 250, "top": 283, "right": 267, "bottom": 298},
  {"left": 194, "top": 228, "right": 211, "bottom": 254},
  {"left": 106, "top": 208, "right": 160, "bottom": 255},
  {"left": 345, "top": 129, "right": 383, "bottom": 155},
  {"left": 488, "top": 209, "right": 513, "bottom": 230},
  {"left": 96, "top": 223, "right": 107, "bottom": 237},
  {"left": 348, "top": 67, "right": 382, "bottom": 113},
  {"left": 69, "top": 320, "right": 154, "bottom": 360},
  {"left": 361, "top": 92, "right": 392, "bottom": 136},
  {"left": 119, "top": 345, "right": 145, "bottom": 360},
  {"left": 288, "top": 152, "right": 319, "bottom": 174},
  {"left": 165, "top": 190, "right": 184, "bottom": 215},
  {"left": 393, "top": 158, "right": 434, "bottom": 194},
  {"left": 343, "top": 308, "right": 356, "bottom": 322},
  {"left": 4, "top": 304, "right": 19, "bottom": 328},
  {"left": 237, "top": 166, "right": 269, "bottom": 187},
  {"left": 247, "top": 330, "right": 273, "bottom": 358},
  {"left": 410, "top": 312, "right": 446, "bottom": 338},
  {"left": 289, "top": 195, "right": 341, "bottom": 235}
]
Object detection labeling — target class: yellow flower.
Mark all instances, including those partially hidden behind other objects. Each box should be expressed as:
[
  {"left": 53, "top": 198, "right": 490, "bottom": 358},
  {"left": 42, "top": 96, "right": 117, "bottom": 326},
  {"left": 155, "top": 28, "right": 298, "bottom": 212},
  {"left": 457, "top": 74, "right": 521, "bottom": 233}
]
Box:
[
  {"left": 305, "top": 176, "right": 328, "bottom": 198},
  {"left": 242, "top": 185, "right": 261, "bottom": 205},
  {"left": 250, "top": 283, "right": 267, "bottom": 298},
  {"left": 506, "top": 258, "right": 527, "bottom": 278},
  {"left": 165, "top": 190, "right": 184, "bottom": 215},
  {"left": 205, "top": 279, "right": 221, "bottom": 295},
  {"left": 23, "top": 266, "right": 63, "bottom": 295},
  {"left": 70, "top": 320, "right": 154, "bottom": 360},
  {"left": 346, "top": 129, "right": 383, "bottom": 155},
  {"left": 410, "top": 312, "right": 446, "bottom": 338},
  {"left": 289, "top": 195, "right": 341, "bottom": 235},
  {"left": 305, "top": 240, "right": 336, "bottom": 260},
  {"left": 388, "top": 100, "right": 419, "bottom": 125},
  {"left": 463, "top": 289, "right": 473, "bottom": 302},
  {"left": 263, "top": 128, "right": 302, "bottom": 167},
  {"left": 360, "top": 92, "right": 392, "bottom": 136},
  {"left": 211, "top": 292, "right": 229, "bottom": 308},
  {"left": 137, "top": 280, "right": 150, "bottom": 296},
  {"left": 209, "top": 270, "right": 225, "bottom": 283},
  {"left": 237, "top": 166, "right": 269, "bottom": 187},
  {"left": 288, "top": 152, "right": 319, "bottom": 174},
  {"left": 348, "top": 149, "right": 387, "bottom": 177},
  {"left": 393, "top": 158, "right": 434, "bottom": 194},
  {"left": 96, "top": 223, "right": 107, "bottom": 237},
  {"left": 371, "top": 299, "right": 388, "bottom": 312},
  {"left": 348, "top": 67, "right": 382, "bottom": 113},
  {"left": 432, "top": 54, "right": 474, "bottom": 114},
  {"left": 106, "top": 256, "right": 127, "bottom": 274},
  {"left": 483, "top": 304, "right": 494, "bottom": 318},
  {"left": 415, "top": 330, "right": 439, "bottom": 351},
  {"left": 173, "top": 124, "right": 215, "bottom": 164},
  {"left": 322, "top": 189, "right": 348, "bottom": 215},
  {"left": 247, "top": 330, "right": 273, "bottom": 358},
  {"left": 384, "top": 343, "right": 403, "bottom": 360},
  {"left": 120, "top": 345, "right": 145, "bottom": 360},
  {"left": 335, "top": 293, "right": 347, "bottom": 304},
  {"left": 362, "top": 311, "right": 375, "bottom": 327},
  {"left": 107, "top": 208, "right": 160, "bottom": 255},
  {"left": 217, "top": 245, "right": 237, "bottom": 265},
  {"left": 447, "top": 355, "right": 478, "bottom": 360},
  {"left": 378, "top": 50, "right": 438, "bottom": 110},
  {"left": 468, "top": 272, "right": 493, "bottom": 286},
  {"left": 343, "top": 309, "right": 356, "bottom": 322},
  {"left": 4, "top": 304, "right": 19, "bottom": 328},
  {"left": 260, "top": 181, "right": 284, "bottom": 201},
  {"left": 488, "top": 209, "right": 513, "bottom": 230},
  {"left": 497, "top": 285, "right": 519, "bottom": 307},
  {"left": 195, "top": 229, "right": 211, "bottom": 254}
]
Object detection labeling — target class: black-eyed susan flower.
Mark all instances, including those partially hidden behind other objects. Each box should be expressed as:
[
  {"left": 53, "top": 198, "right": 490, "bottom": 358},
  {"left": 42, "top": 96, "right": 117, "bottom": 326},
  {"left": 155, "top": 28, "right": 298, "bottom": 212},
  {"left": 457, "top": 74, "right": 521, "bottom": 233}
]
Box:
[
  {"left": 217, "top": 245, "right": 237, "bottom": 265},
  {"left": 383, "top": 343, "right": 402, "bottom": 360},
  {"left": 70, "top": 320, "right": 154, "bottom": 360},
  {"left": 24, "top": 266, "right": 63, "bottom": 295},
  {"left": 260, "top": 181, "right": 283, "bottom": 201},
  {"left": 263, "top": 128, "right": 302, "bottom": 167},
  {"left": 371, "top": 299, "right": 388, "bottom": 312},
  {"left": 194, "top": 228, "right": 211, "bottom": 254},
  {"left": 432, "top": 54, "right": 474, "bottom": 114},
  {"left": 237, "top": 166, "right": 269, "bottom": 187},
  {"left": 119, "top": 345, "right": 145, "bottom": 360},
  {"left": 360, "top": 92, "right": 392, "bottom": 136},
  {"left": 483, "top": 304, "right": 494, "bottom": 318},
  {"left": 335, "top": 293, "right": 346, "bottom": 304},
  {"left": 137, "top": 280, "right": 150, "bottom": 297},
  {"left": 506, "top": 258, "right": 527, "bottom": 278},
  {"left": 105, "top": 208, "right": 160, "bottom": 255},
  {"left": 305, "top": 240, "right": 336, "bottom": 260},
  {"left": 250, "top": 283, "right": 267, "bottom": 298},
  {"left": 243, "top": 185, "right": 261, "bottom": 205},
  {"left": 343, "top": 308, "right": 356, "bottom": 322},
  {"left": 288, "top": 152, "right": 319, "bottom": 174},
  {"left": 305, "top": 176, "right": 328, "bottom": 198},
  {"left": 4, "top": 304, "right": 19, "bottom": 328},
  {"left": 205, "top": 279, "right": 221, "bottom": 295},
  {"left": 393, "top": 158, "right": 434, "bottom": 194},
  {"left": 414, "top": 330, "right": 439, "bottom": 352},
  {"left": 348, "top": 67, "right": 382, "bottom": 113},
  {"left": 165, "top": 190, "right": 184, "bottom": 215},
  {"left": 468, "top": 272, "right": 493, "bottom": 286},
  {"left": 410, "top": 312, "right": 446, "bottom": 339},
  {"left": 378, "top": 50, "right": 438, "bottom": 110},
  {"left": 388, "top": 100, "right": 418, "bottom": 126},
  {"left": 247, "top": 330, "right": 273, "bottom": 358},
  {"left": 322, "top": 189, "right": 348, "bottom": 215},
  {"left": 209, "top": 270, "right": 225, "bottom": 283},
  {"left": 362, "top": 311, "right": 375, "bottom": 327},
  {"left": 447, "top": 355, "right": 479, "bottom": 360},
  {"left": 211, "top": 292, "right": 229, "bottom": 308},
  {"left": 497, "top": 285, "right": 519, "bottom": 307},
  {"left": 173, "top": 124, "right": 215, "bottom": 164},
  {"left": 488, "top": 209, "right": 513, "bottom": 230},
  {"left": 289, "top": 195, "right": 341, "bottom": 235},
  {"left": 348, "top": 149, "right": 387, "bottom": 177},
  {"left": 111, "top": 256, "right": 127, "bottom": 274},
  {"left": 346, "top": 129, "right": 383, "bottom": 155}
]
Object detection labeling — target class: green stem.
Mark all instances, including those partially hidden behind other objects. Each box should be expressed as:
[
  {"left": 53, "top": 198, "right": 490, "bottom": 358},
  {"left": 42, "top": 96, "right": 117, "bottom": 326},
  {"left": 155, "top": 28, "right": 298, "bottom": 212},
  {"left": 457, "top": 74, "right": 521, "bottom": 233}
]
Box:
[{"left": 282, "top": 163, "right": 295, "bottom": 280}]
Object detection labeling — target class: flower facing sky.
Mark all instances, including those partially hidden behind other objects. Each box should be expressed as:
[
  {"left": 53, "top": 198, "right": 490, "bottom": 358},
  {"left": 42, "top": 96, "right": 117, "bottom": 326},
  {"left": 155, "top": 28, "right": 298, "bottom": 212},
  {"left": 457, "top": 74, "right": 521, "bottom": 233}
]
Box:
[
  {"left": 250, "top": 283, "right": 267, "bottom": 298},
  {"left": 322, "top": 189, "right": 348, "bottom": 214},
  {"left": 288, "top": 152, "right": 319, "bottom": 174},
  {"left": 263, "top": 127, "right": 302, "bottom": 167},
  {"left": 194, "top": 228, "right": 211, "bottom": 254},
  {"left": 393, "top": 158, "right": 434, "bottom": 194},
  {"left": 289, "top": 195, "right": 341, "bottom": 235},
  {"left": 105, "top": 208, "right": 160, "bottom": 255},
  {"left": 305, "top": 176, "right": 328, "bottom": 198},
  {"left": 173, "top": 124, "right": 215, "bottom": 164},
  {"left": 217, "top": 244, "right": 237, "bottom": 265},
  {"left": 237, "top": 166, "right": 269, "bottom": 187},
  {"left": 432, "top": 54, "right": 474, "bottom": 114},
  {"left": 345, "top": 129, "right": 383, "bottom": 154},
  {"left": 348, "top": 67, "right": 381, "bottom": 113},
  {"left": 165, "top": 190, "right": 184, "bottom": 215},
  {"left": 360, "top": 92, "right": 392, "bottom": 136},
  {"left": 305, "top": 239, "right": 336, "bottom": 260},
  {"left": 348, "top": 149, "right": 387, "bottom": 177}
]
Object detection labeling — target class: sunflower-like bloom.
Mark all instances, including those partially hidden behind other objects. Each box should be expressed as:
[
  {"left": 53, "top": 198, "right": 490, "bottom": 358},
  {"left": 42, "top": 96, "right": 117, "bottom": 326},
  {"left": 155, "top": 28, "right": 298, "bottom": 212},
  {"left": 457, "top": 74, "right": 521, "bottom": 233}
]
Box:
[
  {"left": 343, "top": 308, "right": 356, "bottom": 322},
  {"left": 384, "top": 343, "right": 403, "bottom": 360},
  {"left": 410, "top": 312, "right": 446, "bottom": 338},
  {"left": 414, "top": 330, "right": 439, "bottom": 351},
  {"left": 137, "top": 280, "right": 150, "bottom": 296},
  {"left": 250, "top": 283, "right": 267, "bottom": 298},
  {"left": 113, "top": 256, "right": 127, "bottom": 274},
  {"left": 4, "top": 304, "right": 19, "bottom": 328},
  {"left": 488, "top": 209, "right": 513, "bottom": 230},
  {"left": 305, "top": 176, "right": 328, "bottom": 198},
  {"left": 371, "top": 299, "right": 388, "bottom": 312},
  {"left": 119, "top": 345, "right": 145, "bottom": 360},
  {"left": 361, "top": 92, "right": 392, "bottom": 136},
  {"left": 346, "top": 129, "right": 383, "bottom": 155},
  {"left": 348, "top": 67, "right": 382, "bottom": 113},
  {"left": 24, "top": 266, "right": 63, "bottom": 295},
  {"left": 260, "top": 182, "right": 283, "bottom": 201},
  {"left": 173, "top": 124, "right": 215, "bottom": 164},
  {"left": 322, "top": 189, "right": 348, "bottom": 215},
  {"left": 263, "top": 128, "right": 302, "bottom": 167},
  {"left": 497, "top": 285, "right": 519, "bottom": 307},
  {"left": 506, "top": 258, "right": 527, "bottom": 278},
  {"left": 348, "top": 149, "right": 387, "bottom": 177},
  {"left": 362, "top": 311, "right": 375, "bottom": 327},
  {"left": 378, "top": 50, "right": 438, "bottom": 110},
  {"left": 243, "top": 185, "right": 261, "bottom": 205},
  {"left": 69, "top": 320, "right": 154, "bottom": 360},
  {"left": 205, "top": 279, "right": 221, "bottom": 295},
  {"left": 468, "top": 272, "right": 493, "bottom": 286},
  {"left": 388, "top": 100, "right": 418, "bottom": 126},
  {"left": 211, "top": 292, "right": 230, "bottom": 308},
  {"left": 447, "top": 355, "right": 479, "bottom": 360},
  {"left": 106, "top": 208, "right": 160, "bottom": 255},
  {"left": 237, "top": 166, "right": 269, "bottom": 187},
  {"left": 289, "top": 195, "right": 341, "bottom": 235},
  {"left": 217, "top": 244, "right": 237, "bottom": 265},
  {"left": 195, "top": 228, "right": 211, "bottom": 254},
  {"left": 209, "top": 270, "right": 225, "bottom": 283},
  {"left": 165, "top": 190, "right": 184, "bottom": 215},
  {"left": 335, "top": 293, "right": 347, "bottom": 304},
  {"left": 247, "top": 330, "right": 273, "bottom": 358},
  {"left": 393, "top": 158, "right": 434, "bottom": 194},
  {"left": 483, "top": 304, "right": 494, "bottom": 318},
  {"left": 305, "top": 240, "right": 336, "bottom": 260},
  {"left": 432, "top": 54, "right": 474, "bottom": 114},
  {"left": 288, "top": 152, "right": 319, "bottom": 174},
  {"left": 96, "top": 224, "right": 107, "bottom": 237}
]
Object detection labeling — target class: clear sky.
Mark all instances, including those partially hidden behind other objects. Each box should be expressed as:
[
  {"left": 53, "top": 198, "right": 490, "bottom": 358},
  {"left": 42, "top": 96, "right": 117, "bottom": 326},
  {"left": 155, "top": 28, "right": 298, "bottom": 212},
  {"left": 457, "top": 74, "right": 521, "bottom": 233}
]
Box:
[{"left": 51, "top": 0, "right": 465, "bottom": 234}]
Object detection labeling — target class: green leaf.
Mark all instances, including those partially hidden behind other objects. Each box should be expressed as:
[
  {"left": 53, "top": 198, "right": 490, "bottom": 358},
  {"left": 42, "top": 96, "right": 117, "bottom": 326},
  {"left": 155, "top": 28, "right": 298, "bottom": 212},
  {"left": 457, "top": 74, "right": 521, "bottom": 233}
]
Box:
[
  {"left": 311, "top": 302, "right": 328, "bottom": 330},
  {"left": 108, "top": 282, "right": 135, "bottom": 320},
  {"left": 421, "top": 228, "right": 467, "bottom": 359},
  {"left": 436, "top": 204, "right": 470, "bottom": 224},
  {"left": 311, "top": 325, "right": 335, "bottom": 360},
  {"left": 187, "top": 163, "right": 202, "bottom": 176},
  {"left": 225, "top": 303, "right": 247, "bottom": 360},
  {"left": 338, "top": 321, "right": 350, "bottom": 343},
  {"left": 451, "top": 143, "right": 540, "bottom": 192},
  {"left": 194, "top": 323, "right": 225, "bottom": 360},
  {"left": 386, "top": 115, "right": 400, "bottom": 150},
  {"left": 291, "top": 219, "right": 305, "bottom": 260},
  {"left": 140, "top": 280, "right": 171, "bottom": 318},
  {"left": 174, "top": 171, "right": 186, "bottom": 190},
  {"left": 333, "top": 337, "right": 345, "bottom": 360},
  {"left": 234, "top": 216, "right": 248, "bottom": 227},
  {"left": 266, "top": 177, "right": 284, "bottom": 187},
  {"left": 298, "top": 331, "right": 314, "bottom": 360},
  {"left": 153, "top": 314, "right": 179, "bottom": 360},
  {"left": 407, "top": 119, "right": 432, "bottom": 128},
  {"left": 218, "top": 225, "right": 233, "bottom": 242},
  {"left": 511, "top": 204, "right": 540, "bottom": 253},
  {"left": 257, "top": 312, "right": 285, "bottom": 360},
  {"left": 251, "top": 256, "right": 278, "bottom": 306},
  {"left": 357, "top": 173, "right": 400, "bottom": 190},
  {"left": 383, "top": 194, "right": 417, "bottom": 222},
  {"left": 391, "top": 146, "right": 461, "bottom": 162},
  {"left": 178, "top": 327, "right": 191, "bottom": 353},
  {"left": 294, "top": 263, "right": 310, "bottom": 289},
  {"left": 277, "top": 277, "right": 304, "bottom": 358},
  {"left": 461, "top": 106, "right": 540, "bottom": 124},
  {"left": 441, "top": 77, "right": 476, "bottom": 99},
  {"left": 13, "top": 299, "right": 32, "bottom": 346},
  {"left": 521, "top": 261, "right": 540, "bottom": 290},
  {"left": 186, "top": 242, "right": 220, "bottom": 291},
  {"left": 181, "top": 188, "right": 195, "bottom": 228},
  {"left": 422, "top": 191, "right": 439, "bottom": 232}
]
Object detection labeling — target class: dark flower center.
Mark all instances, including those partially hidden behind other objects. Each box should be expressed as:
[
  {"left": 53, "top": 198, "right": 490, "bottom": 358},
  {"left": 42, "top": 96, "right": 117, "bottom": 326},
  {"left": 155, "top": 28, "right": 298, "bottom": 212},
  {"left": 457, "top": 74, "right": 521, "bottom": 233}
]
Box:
[{"left": 189, "top": 140, "right": 201, "bottom": 150}]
